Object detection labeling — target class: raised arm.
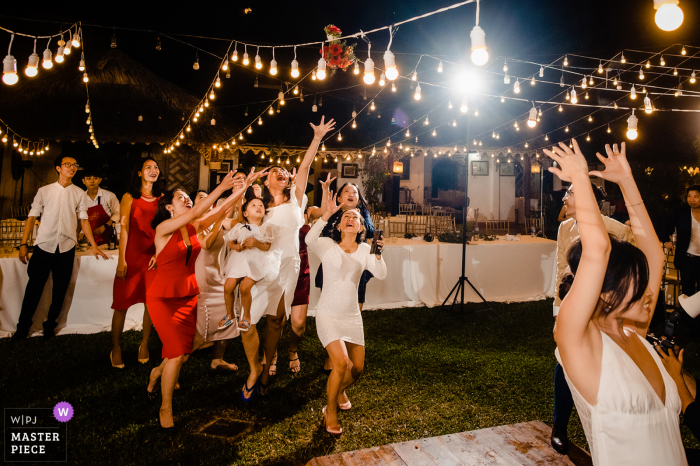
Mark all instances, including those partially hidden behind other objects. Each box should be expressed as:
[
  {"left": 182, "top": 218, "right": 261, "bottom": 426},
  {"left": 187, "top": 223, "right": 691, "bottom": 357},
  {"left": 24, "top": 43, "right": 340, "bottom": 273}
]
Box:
[
  {"left": 590, "top": 143, "right": 664, "bottom": 332},
  {"left": 156, "top": 172, "right": 237, "bottom": 237},
  {"left": 545, "top": 141, "right": 611, "bottom": 348},
  {"left": 294, "top": 117, "right": 336, "bottom": 206}
]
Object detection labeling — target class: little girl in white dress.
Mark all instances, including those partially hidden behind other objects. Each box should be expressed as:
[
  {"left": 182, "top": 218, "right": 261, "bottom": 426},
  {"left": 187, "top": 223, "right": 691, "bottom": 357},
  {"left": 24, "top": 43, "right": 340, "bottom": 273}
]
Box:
[{"left": 219, "top": 198, "right": 280, "bottom": 331}]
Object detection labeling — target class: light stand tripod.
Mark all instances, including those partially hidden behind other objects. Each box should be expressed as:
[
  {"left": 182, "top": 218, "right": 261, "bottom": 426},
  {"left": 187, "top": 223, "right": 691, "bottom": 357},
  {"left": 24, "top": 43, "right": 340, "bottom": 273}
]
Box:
[{"left": 439, "top": 117, "right": 505, "bottom": 326}]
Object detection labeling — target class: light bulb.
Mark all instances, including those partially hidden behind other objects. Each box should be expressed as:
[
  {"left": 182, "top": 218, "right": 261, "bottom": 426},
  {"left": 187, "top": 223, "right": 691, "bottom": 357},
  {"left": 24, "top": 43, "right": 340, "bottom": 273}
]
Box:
[
  {"left": 186, "top": 124, "right": 191, "bottom": 132},
  {"left": 82, "top": 72, "right": 88, "bottom": 83},
  {"left": 660, "top": 55, "right": 666, "bottom": 66},
  {"left": 559, "top": 105, "right": 563, "bottom": 112},
  {"left": 607, "top": 125, "right": 611, "bottom": 133},
  {"left": 654, "top": 0, "right": 684, "bottom": 31},
  {"left": 214, "top": 77, "right": 221, "bottom": 88},
  {"left": 25, "top": 52, "right": 39, "bottom": 77},
  {"left": 425, "top": 117, "right": 430, "bottom": 125},
  {"left": 193, "top": 56, "right": 199, "bottom": 70},
  {"left": 448, "top": 100, "right": 453, "bottom": 109},
  {"left": 563, "top": 55, "right": 568, "bottom": 66},
  {"left": 528, "top": 105, "right": 537, "bottom": 127},
  {"left": 242, "top": 52, "right": 249, "bottom": 65},
  {"left": 3, "top": 53, "right": 18, "bottom": 85},
  {"left": 354, "top": 61, "right": 360, "bottom": 75},
  {"left": 452, "top": 119, "right": 457, "bottom": 127},
  {"left": 566, "top": 90, "right": 570, "bottom": 100},
  {"left": 370, "top": 100, "right": 375, "bottom": 111},
  {"left": 588, "top": 115, "right": 593, "bottom": 122},
  {"left": 581, "top": 77, "right": 587, "bottom": 89},
  {"left": 291, "top": 59, "right": 299, "bottom": 78},
  {"left": 644, "top": 95, "right": 652, "bottom": 113},
  {"left": 545, "top": 134, "right": 549, "bottom": 141},
  {"left": 379, "top": 72, "right": 385, "bottom": 86},
  {"left": 293, "top": 85, "right": 299, "bottom": 95},
  {"left": 269, "top": 107, "right": 274, "bottom": 115},
  {"left": 460, "top": 97, "right": 468, "bottom": 113},
  {"left": 317, "top": 57, "right": 327, "bottom": 80},
  {"left": 504, "top": 74, "right": 510, "bottom": 84},
  {"left": 363, "top": 57, "right": 375, "bottom": 84},
  {"left": 513, "top": 80, "right": 520, "bottom": 93},
  {"left": 406, "top": 129, "right": 410, "bottom": 137},
  {"left": 571, "top": 89, "right": 578, "bottom": 104},
  {"left": 531, "top": 76, "right": 536, "bottom": 86},
  {"left": 72, "top": 31, "right": 81, "bottom": 48},
  {"left": 627, "top": 109, "right": 638, "bottom": 139},
  {"left": 42, "top": 49, "right": 53, "bottom": 69},
  {"left": 204, "top": 99, "right": 209, "bottom": 108},
  {"left": 438, "top": 61, "right": 443, "bottom": 73},
  {"left": 352, "top": 119, "right": 357, "bottom": 129},
  {"left": 412, "top": 70, "right": 417, "bottom": 81},
  {"left": 384, "top": 50, "right": 398, "bottom": 80},
  {"left": 474, "top": 109, "right": 479, "bottom": 116},
  {"left": 414, "top": 83, "right": 421, "bottom": 100},
  {"left": 589, "top": 76, "right": 594, "bottom": 85},
  {"left": 598, "top": 61, "right": 604, "bottom": 73},
  {"left": 79, "top": 57, "right": 85, "bottom": 71},
  {"left": 539, "top": 66, "right": 544, "bottom": 77},
  {"left": 391, "top": 82, "right": 396, "bottom": 92},
  {"left": 630, "top": 85, "right": 636, "bottom": 99},
  {"left": 613, "top": 76, "right": 618, "bottom": 85},
  {"left": 432, "top": 129, "right": 437, "bottom": 136},
  {"left": 585, "top": 91, "right": 589, "bottom": 99},
  {"left": 247, "top": 127, "right": 252, "bottom": 134},
  {"left": 691, "top": 71, "right": 696, "bottom": 83},
  {"left": 222, "top": 59, "right": 229, "bottom": 71},
  {"left": 386, "top": 138, "right": 391, "bottom": 146},
  {"left": 674, "top": 67, "right": 678, "bottom": 76},
  {"left": 255, "top": 53, "right": 262, "bottom": 69},
  {"left": 470, "top": 25, "right": 488, "bottom": 65},
  {"left": 565, "top": 126, "right": 569, "bottom": 133},
  {"left": 258, "top": 117, "right": 263, "bottom": 125},
  {"left": 270, "top": 59, "right": 277, "bottom": 75},
  {"left": 55, "top": 47, "right": 64, "bottom": 63},
  {"left": 682, "top": 46, "right": 687, "bottom": 55},
  {"left": 560, "top": 75, "right": 564, "bottom": 87},
  {"left": 646, "top": 60, "right": 651, "bottom": 69}
]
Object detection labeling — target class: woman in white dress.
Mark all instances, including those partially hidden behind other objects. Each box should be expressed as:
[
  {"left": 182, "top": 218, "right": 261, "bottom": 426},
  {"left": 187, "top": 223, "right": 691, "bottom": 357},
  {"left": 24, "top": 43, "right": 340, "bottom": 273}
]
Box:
[
  {"left": 240, "top": 117, "right": 336, "bottom": 400},
  {"left": 546, "top": 140, "right": 686, "bottom": 465},
  {"left": 189, "top": 190, "right": 239, "bottom": 371},
  {"left": 305, "top": 190, "right": 386, "bottom": 435}
]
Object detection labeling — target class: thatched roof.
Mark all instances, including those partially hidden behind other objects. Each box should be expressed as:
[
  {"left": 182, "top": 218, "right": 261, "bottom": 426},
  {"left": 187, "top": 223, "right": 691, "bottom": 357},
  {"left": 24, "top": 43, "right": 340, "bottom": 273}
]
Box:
[{"left": 0, "top": 49, "right": 237, "bottom": 145}]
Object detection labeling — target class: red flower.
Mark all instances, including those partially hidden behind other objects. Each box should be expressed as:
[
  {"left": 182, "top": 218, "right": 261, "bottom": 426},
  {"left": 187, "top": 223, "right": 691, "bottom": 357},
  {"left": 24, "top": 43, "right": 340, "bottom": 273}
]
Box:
[
  {"left": 328, "top": 26, "right": 341, "bottom": 34},
  {"left": 329, "top": 44, "right": 343, "bottom": 56},
  {"left": 329, "top": 57, "right": 340, "bottom": 67}
]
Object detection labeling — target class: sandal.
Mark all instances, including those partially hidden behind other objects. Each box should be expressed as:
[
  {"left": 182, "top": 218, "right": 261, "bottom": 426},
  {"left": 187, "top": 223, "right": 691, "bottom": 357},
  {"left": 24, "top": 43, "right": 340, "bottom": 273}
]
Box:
[
  {"left": 322, "top": 406, "right": 343, "bottom": 435},
  {"left": 147, "top": 385, "right": 160, "bottom": 402},
  {"left": 289, "top": 351, "right": 300, "bottom": 374},
  {"left": 237, "top": 319, "right": 251, "bottom": 332},
  {"left": 268, "top": 354, "right": 277, "bottom": 377},
  {"left": 241, "top": 378, "right": 259, "bottom": 402},
  {"left": 218, "top": 316, "right": 235, "bottom": 330},
  {"left": 338, "top": 392, "right": 352, "bottom": 411}
]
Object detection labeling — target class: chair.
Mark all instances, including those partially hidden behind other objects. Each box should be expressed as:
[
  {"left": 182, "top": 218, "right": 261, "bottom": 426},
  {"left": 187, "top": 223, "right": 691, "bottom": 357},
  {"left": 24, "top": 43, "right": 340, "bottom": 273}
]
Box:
[
  {"left": 486, "top": 219, "right": 509, "bottom": 235},
  {"left": 525, "top": 217, "right": 544, "bottom": 235},
  {"left": 11, "top": 205, "right": 31, "bottom": 219},
  {"left": 0, "top": 219, "right": 25, "bottom": 252},
  {"left": 433, "top": 216, "right": 455, "bottom": 235},
  {"left": 388, "top": 218, "right": 407, "bottom": 237},
  {"left": 371, "top": 213, "right": 383, "bottom": 229},
  {"left": 399, "top": 203, "right": 418, "bottom": 215},
  {"left": 407, "top": 215, "right": 430, "bottom": 235},
  {"left": 421, "top": 204, "right": 432, "bottom": 216}
]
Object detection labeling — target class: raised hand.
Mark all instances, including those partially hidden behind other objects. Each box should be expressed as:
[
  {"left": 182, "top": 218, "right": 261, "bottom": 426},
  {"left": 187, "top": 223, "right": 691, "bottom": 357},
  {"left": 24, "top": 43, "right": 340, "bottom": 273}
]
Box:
[
  {"left": 323, "top": 190, "right": 344, "bottom": 220},
  {"left": 589, "top": 143, "right": 633, "bottom": 184},
  {"left": 310, "top": 116, "right": 336, "bottom": 140},
  {"left": 319, "top": 173, "right": 336, "bottom": 192},
  {"left": 218, "top": 171, "right": 237, "bottom": 190},
  {"left": 543, "top": 140, "right": 589, "bottom": 183}
]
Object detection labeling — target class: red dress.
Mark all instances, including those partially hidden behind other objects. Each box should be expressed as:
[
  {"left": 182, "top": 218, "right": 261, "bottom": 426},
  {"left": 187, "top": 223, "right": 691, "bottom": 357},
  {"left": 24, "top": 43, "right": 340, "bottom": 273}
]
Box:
[
  {"left": 146, "top": 224, "right": 201, "bottom": 359},
  {"left": 292, "top": 224, "right": 311, "bottom": 306},
  {"left": 112, "top": 196, "right": 159, "bottom": 310}
]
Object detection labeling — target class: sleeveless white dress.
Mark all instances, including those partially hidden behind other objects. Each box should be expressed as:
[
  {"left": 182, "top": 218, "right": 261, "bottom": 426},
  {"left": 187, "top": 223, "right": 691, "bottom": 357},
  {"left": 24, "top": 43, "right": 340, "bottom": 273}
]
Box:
[
  {"left": 305, "top": 218, "right": 387, "bottom": 347},
  {"left": 248, "top": 189, "right": 305, "bottom": 324},
  {"left": 222, "top": 223, "right": 281, "bottom": 282},
  {"left": 555, "top": 330, "right": 687, "bottom": 466},
  {"left": 194, "top": 229, "right": 239, "bottom": 342}
]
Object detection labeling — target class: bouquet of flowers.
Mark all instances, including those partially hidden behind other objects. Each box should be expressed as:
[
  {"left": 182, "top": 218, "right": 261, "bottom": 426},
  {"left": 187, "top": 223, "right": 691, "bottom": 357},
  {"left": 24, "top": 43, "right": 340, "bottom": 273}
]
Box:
[{"left": 320, "top": 24, "right": 356, "bottom": 73}]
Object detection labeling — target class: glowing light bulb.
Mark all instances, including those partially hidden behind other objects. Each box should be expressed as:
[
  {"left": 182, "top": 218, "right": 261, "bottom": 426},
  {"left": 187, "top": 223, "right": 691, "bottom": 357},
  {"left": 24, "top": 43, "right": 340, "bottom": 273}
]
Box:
[
  {"left": 255, "top": 52, "right": 262, "bottom": 69},
  {"left": 559, "top": 105, "right": 563, "bottom": 112},
  {"left": 627, "top": 109, "right": 638, "bottom": 139},
  {"left": 370, "top": 100, "right": 375, "bottom": 111},
  {"left": 42, "top": 49, "right": 53, "bottom": 69},
  {"left": 644, "top": 95, "right": 653, "bottom": 113},
  {"left": 639, "top": 66, "right": 645, "bottom": 79},
  {"left": 581, "top": 77, "right": 587, "bottom": 89},
  {"left": 352, "top": 119, "right": 357, "bottom": 129},
  {"left": 654, "top": 0, "right": 684, "bottom": 31},
  {"left": 589, "top": 76, "right": 594, "bottom": 85},
  {"left": 539, "top": 66, "right": 544, "bottom": 77},
  {"left": 353, "top": 61, "right": 360, "bottom": 75},
  {"left": 691, "top": 71, "right": 696, "bottom": 83},
  {"left": 565, "top": 126, "right": 569, "bottom": 133},
  {"left": 563, "top": 55, "right": 568, "bottom": 66},
  {"left": 363, "top": 57, "right": 375, "bottom": 84},
  {"left": 414, "top": 83, "right": 421, "bottom": 100},
  {"left": 682, "top": 46, "right": 687, "bottom": 55},
  {"left": 607, "top": 125, "right": 611, "bottom": 133},
  {"left": 291, "top": 59, "right": 299, "bottom": 78},
  {"left": 630, "top": 84, "right": 637, "bottom": 99},
  {"left": 545, "top": 134, "right": 549, "bottom": 141},
  {"left": 270, "top": 58, "right": 277, "bottom": 75},
  {"left": 448, "top": 100, "right": 453, "bottom": 109},
  {"left": 242, "top": 51, "right": 249, "bottom": 65},
  {"left": 527, "top": 105, "right": 537, "bottom": 127},
  {"left": 452, "top": 119, "right": 457, "bottom": 127},
  {"left": 379, "top": 72, "right": 385, "bottom": 86},
  {"left": 316, "top": 57, "right": 327, "bottom": 80},
  {"left": 406, "top": 129, "right": 410, "bottom": 137},
  {"left": 598, "top": 61, "right": 604, "bottom": 73},
  {"left": 82, "top": 72, "right": 88, "bottom": 82},
  {"left": 531, "top": 76, "right": 536, "bottom": 86},
  {"left": 384, "top": 50, "right": 398, "bottom": 80},
  {"left": 513, "top": 80, "right": 520, "bottom": 93},
  {"left": 588, "top": 115, "right": 593, "bottom": 122},
  {"left": 470, "top": 25, "right": 488, "bottom": 65},
  {"left": 247, "top": 127, "right": 252, "bottom": 134},
  {"left": 258, "top": 117, "right": 263, "bottom": 125},
  {"left": 412, "top": 70, "right": 417, "bottom": 81},
  {"left": 269, "top": 107, "right": 274, "bottom": 115},
  {"left": 437, "top": 61, "right": 443, "bottom": 73},
  {"left": 566, "top": 90, "right": 570, "bottom": 101},
  {"left": 3, "top": 53, "right": 18, "bottom": 85},
  {"left": 25, "top": 52, "right": 39, "bottom": 77},
  {"left": 646, "top": 60, "right": 651, "bottom": 69},
  {"left": 432, "top": 129, "right": 437, "bottom": 136},
  {"left": 391, "top": 82, "right": 396, "bottom": 92},
  {"left": 460, "top": 97, "right": 468, "bottom": 113}
]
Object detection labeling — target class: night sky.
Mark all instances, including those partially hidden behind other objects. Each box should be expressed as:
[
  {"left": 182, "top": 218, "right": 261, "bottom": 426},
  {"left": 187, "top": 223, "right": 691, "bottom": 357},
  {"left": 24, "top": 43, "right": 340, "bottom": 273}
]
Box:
[{"left": 2, "top": 0, "right": 700, "bottom": 163}]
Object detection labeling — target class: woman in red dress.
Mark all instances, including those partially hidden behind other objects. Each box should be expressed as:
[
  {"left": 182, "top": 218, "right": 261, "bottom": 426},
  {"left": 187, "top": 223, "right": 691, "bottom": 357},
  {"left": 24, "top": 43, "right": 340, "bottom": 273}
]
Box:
[
  {"left": 110, "top": 158, "right": 164, "bottom": 368},
  {"left": 145, "top": 169, "right": 265, "bottom": 430}
]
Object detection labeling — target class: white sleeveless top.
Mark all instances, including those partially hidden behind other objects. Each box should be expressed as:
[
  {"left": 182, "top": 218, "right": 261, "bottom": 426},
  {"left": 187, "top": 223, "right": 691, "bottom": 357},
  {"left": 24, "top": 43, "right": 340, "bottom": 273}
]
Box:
[{"left": 556, "top": 331, "right": 687, "bottom": 466}]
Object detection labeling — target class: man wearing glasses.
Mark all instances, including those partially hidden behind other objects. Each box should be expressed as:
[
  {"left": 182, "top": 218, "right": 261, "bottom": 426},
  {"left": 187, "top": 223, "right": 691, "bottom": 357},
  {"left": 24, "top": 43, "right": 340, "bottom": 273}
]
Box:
[{"left": 11, "top": 156, "right": 109, "bottom": 341}]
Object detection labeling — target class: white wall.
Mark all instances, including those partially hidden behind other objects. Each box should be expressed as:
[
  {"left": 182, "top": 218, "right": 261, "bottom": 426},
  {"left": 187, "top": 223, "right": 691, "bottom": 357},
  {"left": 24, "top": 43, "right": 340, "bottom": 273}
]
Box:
[
  {"left": 400, "top": 155, "right": 425, "bottom": 205},
  {"left": 464, "top": 154, "right": 516, "bottom": 221}
]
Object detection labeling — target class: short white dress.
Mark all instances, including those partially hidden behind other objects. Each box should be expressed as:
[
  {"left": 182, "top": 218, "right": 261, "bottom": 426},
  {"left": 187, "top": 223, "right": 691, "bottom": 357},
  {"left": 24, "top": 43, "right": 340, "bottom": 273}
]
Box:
[
  {"left": 194, "top": 228, "right": 239, "bottom": 342},
  {"left": 248, "top": 189, "right": 305, "bottom": 324},
  {"left": 555, "top": 330, "right": 687, "bottom": 466},
  {"left": 305, "top": 218, "right": 387, "bottom": 347},
  {"left": 222, "top": 222, "right": 281, "bottom": 282}
]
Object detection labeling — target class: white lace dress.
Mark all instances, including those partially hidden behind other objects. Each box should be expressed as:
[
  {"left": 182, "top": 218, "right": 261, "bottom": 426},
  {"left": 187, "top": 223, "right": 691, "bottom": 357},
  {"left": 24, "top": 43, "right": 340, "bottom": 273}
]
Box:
[
  {"left": 305, "top": 218, "right": 387, "bottom": 347},
  {"left": 248, "top": 190, "right": 305, "bottom": 324},
  {"left": 555, "top": 330, "right": 687, "bottom": 466},
  {"left": 222, "top": 222, "right": 281, "bottom": 282}
]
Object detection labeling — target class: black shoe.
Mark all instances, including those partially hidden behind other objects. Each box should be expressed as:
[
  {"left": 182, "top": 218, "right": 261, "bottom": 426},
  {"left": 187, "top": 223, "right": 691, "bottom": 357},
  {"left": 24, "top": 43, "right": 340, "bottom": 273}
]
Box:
[
  {"left": 43, "top": 329, "right": 55, "bottom": 340},
  {"left": 10, "top": 332, "right": 28, "bottom": 342},
  {"left": 321, "top": 366, "right": 332, "bottom": 376},
  {"left": 550, "top": 426, "right": 569, "bottom": 454}
]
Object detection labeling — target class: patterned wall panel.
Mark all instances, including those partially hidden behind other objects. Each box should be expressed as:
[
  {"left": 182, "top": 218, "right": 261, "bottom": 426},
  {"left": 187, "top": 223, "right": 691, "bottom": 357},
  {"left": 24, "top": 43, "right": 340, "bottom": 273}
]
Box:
[{"left": 164, "top": 145, "right": 200, "bottom": 193}]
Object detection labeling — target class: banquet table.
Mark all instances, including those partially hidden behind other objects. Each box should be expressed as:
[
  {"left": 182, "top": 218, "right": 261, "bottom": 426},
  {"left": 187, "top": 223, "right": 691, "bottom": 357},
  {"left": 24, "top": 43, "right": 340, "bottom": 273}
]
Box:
[{"left": 0, "top": 236, "right": 557, "bottom": 337}]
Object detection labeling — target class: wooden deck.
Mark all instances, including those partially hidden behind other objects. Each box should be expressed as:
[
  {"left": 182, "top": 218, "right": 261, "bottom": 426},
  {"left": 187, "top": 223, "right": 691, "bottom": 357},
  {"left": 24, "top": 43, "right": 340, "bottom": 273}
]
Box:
[{"left": 307, "top": 421, "right": 592, "bottom": 466}]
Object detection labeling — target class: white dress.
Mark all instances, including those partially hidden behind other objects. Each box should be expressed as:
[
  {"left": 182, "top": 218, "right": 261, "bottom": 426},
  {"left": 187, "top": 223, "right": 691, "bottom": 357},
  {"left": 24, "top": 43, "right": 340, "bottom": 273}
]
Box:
[
  {"left": 222, "top": 223, "right": 281, "bottom": 282},
  {"left": 248, "top": 190, "right": 305, "bottom": 324},
  {"left": 194, "top": 228, "right": 239, "bottom": 342},
  {"left": 555, "top": 330, "right": 687, "bottom": 466},
  {"left": 305, "top": 219, "right": 387, "bottom": 347}
]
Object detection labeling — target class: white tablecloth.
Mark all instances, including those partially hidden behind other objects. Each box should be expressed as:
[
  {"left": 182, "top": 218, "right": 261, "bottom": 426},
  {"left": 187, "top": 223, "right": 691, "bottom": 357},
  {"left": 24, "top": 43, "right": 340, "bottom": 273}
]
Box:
[
  {"left": 0, "top": 249, "right": 145, "bottom": 337},
  {"left": 0, "top": 237, "right": 557, "bottom": 336}
]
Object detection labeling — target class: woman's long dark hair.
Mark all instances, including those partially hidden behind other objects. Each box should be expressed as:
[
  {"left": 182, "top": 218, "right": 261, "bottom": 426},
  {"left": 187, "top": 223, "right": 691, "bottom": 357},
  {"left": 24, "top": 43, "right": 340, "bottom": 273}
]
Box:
[
  {"left": 262, "top": 165, "right": 292, "bottom": 209},
  {"left": 330, "top": 209, "right": 367, "bottom": 244},
  {"left": 559, "top": 234, "right": 649, "bottom": 314},
  {"left": 129, "top": 157, "right": 165, "bottom": 199},
  {"left": 151, "top": 188, "right": 186, "bottom": 230},
  {"left": 337, "top": 182, "right": 370, "bottom": 215}
]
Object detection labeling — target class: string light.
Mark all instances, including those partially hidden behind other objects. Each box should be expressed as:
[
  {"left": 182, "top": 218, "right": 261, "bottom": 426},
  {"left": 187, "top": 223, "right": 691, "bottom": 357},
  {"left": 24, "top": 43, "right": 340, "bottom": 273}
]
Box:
[
  {"left": 565, "top": 125, "right": 569, "bottom": 132},
  {"left": 79, "top": 53, "right": 85, "bottom": 71},
  {"left": 627, "top": 109, "right": 638, "bottom": 139},
  {"left": 589, "top": 76, "right": 594, "bottom": 86},
  {"left": 544, "top": 134, "right": 549, "bottom": 141},
  {"left": 193, "top": 52, "right": 199, "bottom": 70},
  {"left": 269, "top": 48, "right": 277, "bottom": 75},
  {"left": 452, "top": 119, "right": 457, "bottom": 127},
  {"left": 558, "top": 105, "right": 563, "bottom": 112},
  {"left": 438, "top": 61, "right": 443, "bottom": 73},
  {"left": 598, "top": 61, "right": 603, "bottom": 73},
  {"left": 581, "top": 77, "right": 587, "bottom": 89},
  {"left": 503, "top": 59, "right": 508, "bottom": 72},
  {"left": 527, "top": 103, "right": 537, "bottom": 128},
  {"left": 82, "top": 72, "right": 88, "bottom": 83},
  {"left": 42, "top": 40, "right": 53, "bottom": 69},
  {"left": 530, "top": 76, "right": 536, "bottom": 86},
  {"left": 411, "top": 70, "right": 417, "bottom": 81},
  {"left": 674, "top": 67, "right": 679, "bottom": 76},
  {"left": 660, "top": 55, "right": 666, "bottom": 66},
  {"left": 384, "top": 29, "right": 398, "bottom": 80},
  {"left": 364, "top": 46, "right": 375, "bottom": 84},
  {"left": 513, "top": 79, "right": 520, "bottom": 93},
  {"left": 353, "top": 60, "right": 360, "bottom": 75},
  {"left": 588, "top": 115, "right": 593, "bottom": 122},
  {"left": 539, "top": 66, "right": 544, "bottom": 77},
  {"left": 654, "top": 0, "right": 684, "bottom": 31},
  {"left": 258, "top": 117, "right": 263, "bottom": 125},
  {"left": 3, "top": 35, "right": 18, "bottom": 85},
  {"left": 379, "top": 71, "right": 385, "bottom": 86},
  {"left": 607, "top": 124, "right": 611, "bottom": 133},
  {"left": 448, "top": 100, "right": 453, "bottom": 109},
  {"left": 644, "top": 95, "right": 653, "bottom": 113},
  {"left": 639, "top": 66, "right": 644, "bottom": 79},
  {"left": 571, "top": 89, "right": 578, "bottom": 104},
  {"left": 414, "top": 83, "right": 422, "bottom": 100},
  {"left": 269, "top": 107, "right": 274, "bottom": 115},
  {"left": 243, "top": 45, "right": 249, "bottom": 65},
  {"left": 563, "top": 55, "right": 568, "bottom": 66},
  {"left": 370, "top": 100, "right": 375, "bottom": 111},
  {"left": 682, "top": 46, "right": 687, "bottom": 55},
  {"left": 691, "top": 71, "right": 696, "bottom": 83},
  {"left": 470, "top": 1, "right": 488, "bottom": 66},
  {"left": 352, "top": 119, "right": 357, "bottom": 129},
  {"left": 645, "top": 60, "right": 651, "bottom": 69},
  {"left": 214, "top": 76, "right": 221, "bottom": 88},
  {"left": 432, "top": 129, "right": 437, "bottom": 136},
  {"left": 291, "top": 46, "right": 299, "bottom": 78},
  {"left": 405, "top": 129, "right": 410, "bottom": 137},
  {"left": 391, "top": 82, "right": 396, "bottom": 92},
  {"left": 586, "top": 133, "right": 591, "bottom": 142},
  {"left": 317, "top": 53, "right": 327, "bottom": 80},
  {"left": 255, "top": 47, "right": 262, "bottom": 69},
  {"left": 460, "top": 97, "right": 468, "bottom": 113},
  {"left": 630, "top": 84, "right": 636, "bottom": 99}
]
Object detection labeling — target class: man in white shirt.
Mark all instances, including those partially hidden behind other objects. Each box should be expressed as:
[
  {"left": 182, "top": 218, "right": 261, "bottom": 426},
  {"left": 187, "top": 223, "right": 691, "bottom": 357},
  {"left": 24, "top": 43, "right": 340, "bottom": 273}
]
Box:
[
  {"left": 11, "top": 156, "right": 109, "bottom": 341},
  {"left": 550, "top": 182, "right": 635, "bottom": 454},
  {"left": 79, "top": 168, "right": 120, "bottom": 245}
]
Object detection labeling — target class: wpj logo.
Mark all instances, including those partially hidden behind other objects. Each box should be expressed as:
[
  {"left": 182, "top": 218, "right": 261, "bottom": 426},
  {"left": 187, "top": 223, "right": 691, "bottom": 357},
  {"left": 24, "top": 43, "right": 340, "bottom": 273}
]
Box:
[{"left": 4, "top": 403, "right": 71, "bottom": 462}]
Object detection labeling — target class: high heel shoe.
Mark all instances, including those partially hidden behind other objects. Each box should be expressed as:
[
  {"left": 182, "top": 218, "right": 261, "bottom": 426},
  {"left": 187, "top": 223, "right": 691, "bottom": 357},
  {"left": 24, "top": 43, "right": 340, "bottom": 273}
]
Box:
[
  {"left": 338, "top": 400, "right": 352, "bottom": 411},
  {"left": 138, "top": 343, "right": 149, "bottom": 364},
  {"left": 322, "top": 406, "right": 343, "bottom": 435},
  {"left": 110, "top": 351, "right": 125, "bottom": 369},
  {"left": 158, "top": 419, "right": 177, "bottom": 434},
  {"left": 147, "top": 384, "right": 160, "bottom": 402}
]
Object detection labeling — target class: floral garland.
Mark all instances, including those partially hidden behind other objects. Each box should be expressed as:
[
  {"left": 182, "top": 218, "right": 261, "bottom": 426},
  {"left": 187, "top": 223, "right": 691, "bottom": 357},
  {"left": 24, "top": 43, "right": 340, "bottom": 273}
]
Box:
[{"left": 320, "top": 24, "right": 356, "bottom": 73}]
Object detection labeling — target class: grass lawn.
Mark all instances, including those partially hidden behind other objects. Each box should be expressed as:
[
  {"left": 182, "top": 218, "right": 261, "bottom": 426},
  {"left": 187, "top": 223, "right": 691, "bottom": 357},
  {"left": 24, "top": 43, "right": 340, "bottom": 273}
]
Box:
[{"left": 2, "top": 299, "right": 700, "bottom": 465}]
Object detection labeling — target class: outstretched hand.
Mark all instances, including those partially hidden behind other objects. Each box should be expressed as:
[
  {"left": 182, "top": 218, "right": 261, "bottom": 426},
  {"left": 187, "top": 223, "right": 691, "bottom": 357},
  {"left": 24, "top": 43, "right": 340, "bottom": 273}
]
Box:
[
  {"left": 543, "top": 140, "right": 589, "bottom": 183},
  {"left": 246, "top": 167, "right": 269, "bottom": 185},
  {"left": 310, "top": 116, "right": 336, "bottom": 140},
  {"left": 589, "top": 143, "right": 633, "bottom": 184},
  {"left": 218, "top": 171, "right": 237, "bottom": 191},
  {"left": 322, "top": 190, "right": 344, "bottom": 221},
  {"left": 319, "top": 173, "right": 336, "bottom": 192}
]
